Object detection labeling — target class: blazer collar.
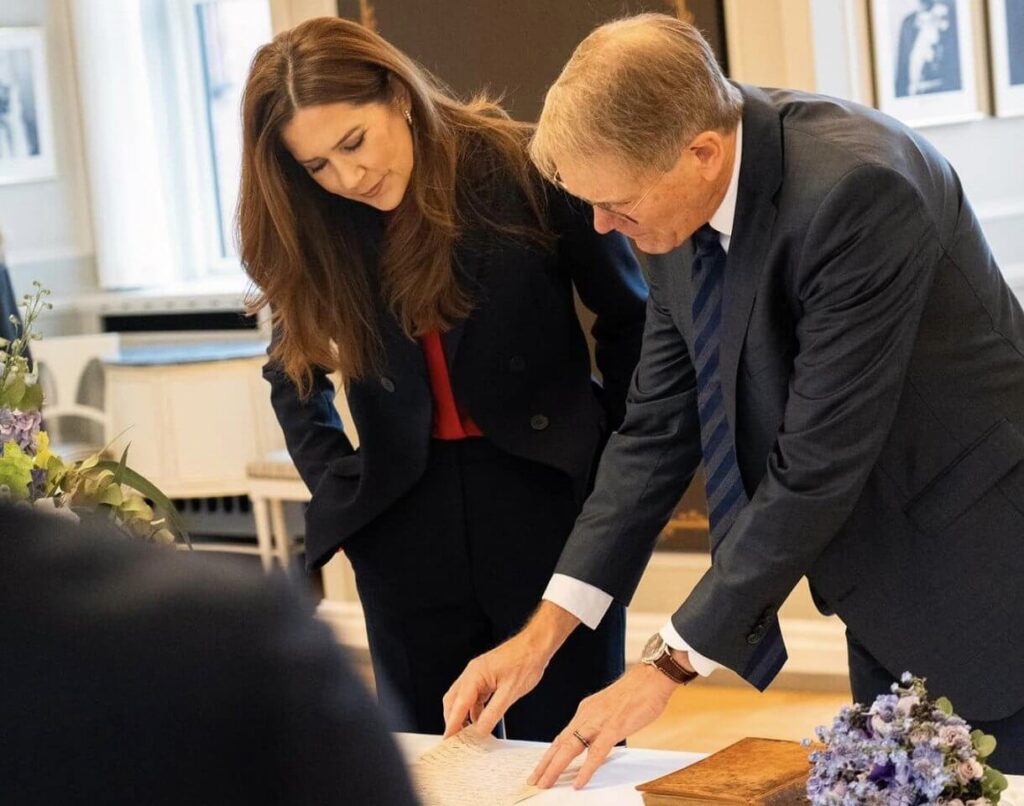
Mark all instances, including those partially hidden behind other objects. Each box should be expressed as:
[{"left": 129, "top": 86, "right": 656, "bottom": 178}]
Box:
[
  {"left": 440, "top": 236, "right": 487, "bottom": 371},
  {"left": 719, "top": 84, "right": 783, "bottom": 429}
]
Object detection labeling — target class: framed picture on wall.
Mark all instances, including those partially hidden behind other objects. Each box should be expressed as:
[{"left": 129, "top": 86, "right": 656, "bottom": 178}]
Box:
[
  {"left": 869, "top": 0, "right": 985, "bottom": 126},
  {"left": 0, "top": 27, "right": 56, "bottom": 185},
  {"left": 988, "top": 0, "right": 1024, "bottom": 116}
]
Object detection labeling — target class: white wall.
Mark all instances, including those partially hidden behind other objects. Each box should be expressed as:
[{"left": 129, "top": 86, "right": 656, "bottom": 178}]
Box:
[
  {"left": 0, "top": 0, "right": 96, "bottom": 305},
  {"left": 808, "top": 0, "right": 1024, "bottom": 290},
  {"left": 3, "top": 0, "right": 1020, "bottom": 306}
]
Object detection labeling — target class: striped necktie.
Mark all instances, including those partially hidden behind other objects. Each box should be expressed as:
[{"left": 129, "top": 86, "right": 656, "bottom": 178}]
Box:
[{"left": 691, "top": 223, "right": 748, "bottom": 544}]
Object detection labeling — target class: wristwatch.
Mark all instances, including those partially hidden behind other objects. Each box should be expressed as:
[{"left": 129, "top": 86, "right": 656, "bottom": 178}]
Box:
[{"left": 640, "top": 633, "right": 699, "bottom": 685}]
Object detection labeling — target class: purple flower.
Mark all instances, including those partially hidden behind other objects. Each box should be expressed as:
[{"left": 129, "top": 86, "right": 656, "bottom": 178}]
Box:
[
  {"left": 806, "top": 675, "right": 995, "bottom": 806},
  {"left": 29, "top": 467, "right": 46, "bottom": 499},
  {"left": 867, "top": 759, "right": 895, "bottom": 784},
  {"left": 0, "top": 407, "right": 42, "bottom": 454}
]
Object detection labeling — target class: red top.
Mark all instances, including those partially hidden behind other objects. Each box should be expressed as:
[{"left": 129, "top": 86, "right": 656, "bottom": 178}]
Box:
[{"left": 421, "top": 330, "right": 482, "bottom": 439}]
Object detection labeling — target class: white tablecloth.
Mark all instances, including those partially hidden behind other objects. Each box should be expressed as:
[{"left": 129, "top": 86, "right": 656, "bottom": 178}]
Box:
[{"left": 397, "top": 733, "right": 1024, "bottom": 805}]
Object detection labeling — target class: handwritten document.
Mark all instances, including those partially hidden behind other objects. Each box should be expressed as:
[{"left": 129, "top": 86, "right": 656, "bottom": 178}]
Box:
[{"left": 411, "top": 729, "right": 571, "bottom": 806}]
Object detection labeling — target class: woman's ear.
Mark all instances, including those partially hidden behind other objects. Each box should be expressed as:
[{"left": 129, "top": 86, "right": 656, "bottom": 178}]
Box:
[{"left": 388, "top": 75, "right": 411, "bottom": 110}]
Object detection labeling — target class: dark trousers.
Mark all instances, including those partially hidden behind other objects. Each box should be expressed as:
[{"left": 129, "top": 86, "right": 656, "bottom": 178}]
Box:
[
  {"left": 847, "top": 631, "right": 1024, "bottom": 774},
  {"left": 344, "top": 438, "right": 625, "bottom": 742}
]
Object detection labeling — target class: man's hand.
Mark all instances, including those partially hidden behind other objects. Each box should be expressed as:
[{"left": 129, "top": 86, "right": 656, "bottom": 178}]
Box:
[
  {"left": 442, "top": 602, "right": 580, "bottom": 738},
  {"left": 528, "top": 662, "right": 681, "bottom": 790}
]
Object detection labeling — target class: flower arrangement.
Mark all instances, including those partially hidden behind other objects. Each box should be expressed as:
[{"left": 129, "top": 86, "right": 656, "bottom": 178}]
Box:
[
  {"left": 0, "top": 283, "right": 187, "bottom": 543},
  {"left": 806, "top": 673, "right": 1009, "bottom": 805}
]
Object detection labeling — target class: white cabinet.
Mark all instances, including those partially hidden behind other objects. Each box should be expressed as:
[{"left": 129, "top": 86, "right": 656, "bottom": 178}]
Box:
[{"left": 104, "top": 344, "right": 284, "bottom": 499}]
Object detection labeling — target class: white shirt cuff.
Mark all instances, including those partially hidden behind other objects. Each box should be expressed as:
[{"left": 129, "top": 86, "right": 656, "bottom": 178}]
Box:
[
  {"left": 660, "top": 619, "right": 721, "bottom": 677},
  {"left": 542, "top": 574, "right": 614, "bottom": 630}
]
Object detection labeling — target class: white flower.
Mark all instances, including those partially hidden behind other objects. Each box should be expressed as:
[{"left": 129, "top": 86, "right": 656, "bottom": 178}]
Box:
[
  {"left": 955, "top": 758, "right": 984, "bottom": 784},
  {"left": 870, "top": 714, "right": 894, "bottom": 737},
  {"left": 897, "top": 695, "right": 920, "bottom": 715}
]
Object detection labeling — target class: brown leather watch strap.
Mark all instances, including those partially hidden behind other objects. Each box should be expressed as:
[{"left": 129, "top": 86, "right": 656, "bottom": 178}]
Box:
[{"left": 652, "top": 650, "right": 699, "bottom": 685}]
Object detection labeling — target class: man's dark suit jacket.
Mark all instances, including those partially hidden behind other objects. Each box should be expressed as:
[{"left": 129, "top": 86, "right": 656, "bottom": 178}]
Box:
[
  {"left": 266, "top": 184, "right": 648, "bottom": 569},
  {"left": 556, "top": 84, "right": 1024, "bottom": 721},
  {"left": 0, "top": 506, "right": 418, "bottom": 805}
]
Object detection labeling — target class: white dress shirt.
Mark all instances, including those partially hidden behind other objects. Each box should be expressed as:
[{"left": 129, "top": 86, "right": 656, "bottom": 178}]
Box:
[{"left": 542, "top": 123, "right": 745, "bottom": 678}]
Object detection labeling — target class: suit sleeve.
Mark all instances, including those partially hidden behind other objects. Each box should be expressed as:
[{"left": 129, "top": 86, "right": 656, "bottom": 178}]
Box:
[
  {"left": 553, "top": 264, "right": 703, "bottom": 603},
  {"left": 671, "top": 164, "right": 941, "bottom": 677},
  {"left": 262, "top": 330, "right": 355, "bottom": 493},
  {"left": 548, "top": 188, "right": 649, "bottom": 429}
]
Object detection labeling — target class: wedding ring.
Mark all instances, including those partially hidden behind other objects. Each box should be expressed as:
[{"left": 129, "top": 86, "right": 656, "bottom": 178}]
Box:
[{"left": 572, "top": 729, "right": 591, "bottom": 749}]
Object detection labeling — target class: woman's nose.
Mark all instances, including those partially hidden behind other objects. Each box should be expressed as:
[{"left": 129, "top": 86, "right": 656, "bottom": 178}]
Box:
[{"left": 335, "top": 160, "right": 366, "bottom": 194}]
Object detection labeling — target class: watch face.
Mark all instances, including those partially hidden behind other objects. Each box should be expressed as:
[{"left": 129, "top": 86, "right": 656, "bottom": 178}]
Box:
[{"left": 641, "top": 633, "right": 664, "bottom": 663}]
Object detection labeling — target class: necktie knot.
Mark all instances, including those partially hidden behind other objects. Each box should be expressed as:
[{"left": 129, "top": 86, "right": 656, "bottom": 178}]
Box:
[{"left": 692, "top": 223, "right": 721, "bottom": 258}]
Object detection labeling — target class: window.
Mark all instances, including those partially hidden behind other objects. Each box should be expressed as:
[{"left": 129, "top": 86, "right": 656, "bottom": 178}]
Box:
[
  {"left": 191, "top": 1, "right": 273, "bottom": 265},
  {"left": 69, "top": 0, "right": 273, "bottom": 289}
]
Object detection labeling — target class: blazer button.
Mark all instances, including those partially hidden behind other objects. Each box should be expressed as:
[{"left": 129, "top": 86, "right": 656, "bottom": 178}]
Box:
[
  {"left": 747, "top": 625, "right": 766, "bottom": 645},
  {"left": 509, "top": 355, "right": 526, "bottom": 373},
  {"left": 380, "top": 377, "right": 395, "bottom": 393},
  {"left": 530, "top": 414, "right": 549, "bottom": 431}
]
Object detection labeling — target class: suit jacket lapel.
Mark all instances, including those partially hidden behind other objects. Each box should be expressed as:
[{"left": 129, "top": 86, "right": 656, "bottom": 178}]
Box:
[
  {"left": 719, "top": 85, "right": 783, "bottom": 432},
  {"left": 360, "top": 210, "right": 427, "bottom": 382},
  {"left": 442, "top": 242, "right": 485, "bottom": 371}
]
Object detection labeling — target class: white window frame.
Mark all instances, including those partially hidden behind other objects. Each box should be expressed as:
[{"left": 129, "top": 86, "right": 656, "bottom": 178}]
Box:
[{"left": 69, "top": 0, "right": 271, "bottom": 289}]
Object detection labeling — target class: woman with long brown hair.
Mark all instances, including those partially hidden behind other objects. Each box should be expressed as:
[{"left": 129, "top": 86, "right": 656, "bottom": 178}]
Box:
[{"left": 239, "top": 16, "right": 647, "bottom": 741}]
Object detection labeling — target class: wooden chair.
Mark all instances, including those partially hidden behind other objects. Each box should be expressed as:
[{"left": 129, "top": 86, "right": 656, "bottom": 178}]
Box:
[
  {"left": 246, "top": 450, "right": 310, "bottom": 572},
  {"left": 31, "top": 334, "right": 121, "bottom": 462},
  {"left": 246, "top": 373, "right": 357, "bottom": 572}
]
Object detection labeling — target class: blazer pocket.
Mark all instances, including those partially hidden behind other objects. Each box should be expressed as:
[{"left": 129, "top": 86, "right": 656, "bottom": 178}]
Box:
[
  {"left": 905, "top": 419, "right": 1024, "bottom": 535},
  {"left": 327, "top": 453, "right": 363, "bottom": 478}
]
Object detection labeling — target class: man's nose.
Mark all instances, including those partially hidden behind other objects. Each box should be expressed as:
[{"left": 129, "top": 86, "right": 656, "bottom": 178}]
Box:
[{"left": 592, "top": 207, "right": 619, "bottom": 235}]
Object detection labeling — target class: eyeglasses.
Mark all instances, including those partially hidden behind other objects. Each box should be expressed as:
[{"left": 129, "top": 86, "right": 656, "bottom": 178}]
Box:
[{"left": 555, "top": 170, "right": 666, "bottom": 226}]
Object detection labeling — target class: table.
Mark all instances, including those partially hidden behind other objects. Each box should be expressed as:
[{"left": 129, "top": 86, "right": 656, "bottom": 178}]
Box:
[
  {"left": 397, "top": 733, "right": 1024, "bottom": 805},
  {"left": 398, "top": 733, "right": 700, "bottom": 805}
]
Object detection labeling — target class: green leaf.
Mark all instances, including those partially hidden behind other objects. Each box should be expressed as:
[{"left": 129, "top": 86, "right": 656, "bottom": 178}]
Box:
[
  {"left": 19, "top": 381, "right": 44, "bottom": 411},
  {"left": 95, "top": 460, "right": 189, "bottom": 544},
  {"left": 974, "top": 732, "right": 998, "bottom": 759},
  {"left": 118, "top": 494, "right": 154, "bottom": 522},
  {"left": 934, "top": 696, "right": 954, "bottom": 716},
  {"left": 4, "top": 378, "right": 26, "bottom": 407},
  {"left": 112, "top": 443, "right": 130, "bottom": 486},
  {"left": 96, "top": 484, "right": 123, "bottom": 507},
  {"left": 982, "top": 766, "right": 1009, "bottom": 799},
  {"left": 76, "top": 453, "right": 100, "bottom": 471},
  {"left": 0, "top": 440, "right": 34, "bottom": 500}
]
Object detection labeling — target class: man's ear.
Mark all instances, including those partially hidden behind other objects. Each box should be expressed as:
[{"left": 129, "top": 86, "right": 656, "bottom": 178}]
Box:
[{"left": 689, "top": 131, "right": 728, "bottom": 179}]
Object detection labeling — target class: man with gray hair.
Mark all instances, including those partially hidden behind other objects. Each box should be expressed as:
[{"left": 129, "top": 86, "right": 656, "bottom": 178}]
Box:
[{"left": 443, "top": 12, "right": 1024, "bottom": 785}]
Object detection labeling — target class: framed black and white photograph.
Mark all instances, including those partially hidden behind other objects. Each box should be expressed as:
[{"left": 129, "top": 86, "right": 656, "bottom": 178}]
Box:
[
  {"left": 0, "top": 28, "right": 56, "bottom": 185},
  {"left": 988, "top": 0, "right": 1024, "bottom": 116},
  {"left": 870, "top": 0, "right": 985, "bottom": 126}
]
